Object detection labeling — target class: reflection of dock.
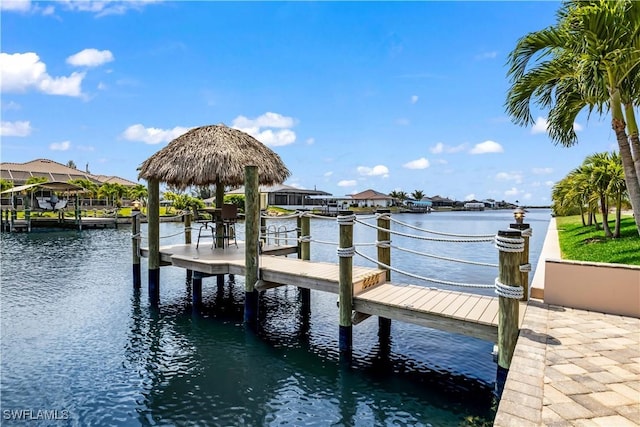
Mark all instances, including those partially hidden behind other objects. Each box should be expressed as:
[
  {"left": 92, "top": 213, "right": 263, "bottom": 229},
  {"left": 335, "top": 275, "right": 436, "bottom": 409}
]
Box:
[
  {"left": 139, "top": 241, "right": 525, "bottom": 342},
  {"left": 1, "top": 215, "right": 118, "bottom": 232}
]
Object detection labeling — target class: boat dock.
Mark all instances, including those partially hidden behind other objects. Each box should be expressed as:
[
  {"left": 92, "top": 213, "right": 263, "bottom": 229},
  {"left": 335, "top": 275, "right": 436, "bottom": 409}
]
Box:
[{"left": 140, "top": 241, "right": 527, "bottom": 343}]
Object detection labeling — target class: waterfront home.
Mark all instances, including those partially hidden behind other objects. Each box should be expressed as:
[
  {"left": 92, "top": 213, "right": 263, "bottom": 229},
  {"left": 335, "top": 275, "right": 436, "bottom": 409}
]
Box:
[
  {"left": 349, "top": 189, "right": 395, "bottom": 208},
  {"left": 225, "top": 184, "right": 331, "bottom": 210}
]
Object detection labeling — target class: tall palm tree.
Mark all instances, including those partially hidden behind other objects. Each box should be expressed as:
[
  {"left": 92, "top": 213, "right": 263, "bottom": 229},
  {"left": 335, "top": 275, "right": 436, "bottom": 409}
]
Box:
[
  {"left": 584, "top": 153, "right": 615, "bottom": 237},
  {"left": 506, "top": 0, "right": 640, "bottom": 235},
  {"left": 607, "top": 151, "right": 628, "bottom": 237},
  {"left": 411, "top": 190, "right": 425, "bottom": 201},
  {"left": 128, "top": 184, "right": 148, "bottom": 206}
]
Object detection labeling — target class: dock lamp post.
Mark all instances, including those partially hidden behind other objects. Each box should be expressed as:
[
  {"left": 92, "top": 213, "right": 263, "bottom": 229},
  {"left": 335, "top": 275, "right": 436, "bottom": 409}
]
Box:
[
  {"left": 513, "top": 207, "right": 525, "bottom": 224},
  {"left": 132, "top": 200, "right": 141, "bottom": 211}
]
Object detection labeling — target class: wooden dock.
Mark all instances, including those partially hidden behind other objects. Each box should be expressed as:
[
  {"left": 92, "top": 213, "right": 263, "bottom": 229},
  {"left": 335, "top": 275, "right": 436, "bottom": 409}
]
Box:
[
  {"left": 140, "top": 242, "right": 525, "bottom": 342},
  {"left": 1, "top": 216, "right": 118, "bottom": 232}
]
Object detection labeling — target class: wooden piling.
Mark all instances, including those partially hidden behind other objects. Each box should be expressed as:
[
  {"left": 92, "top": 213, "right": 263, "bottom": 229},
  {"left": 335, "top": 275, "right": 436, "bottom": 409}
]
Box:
[
  {"left": 497, "top": 229, "right": 523, "bottom": 369},
  {"left": 261, "top": 212, "right": 267, "bottom": 245},
  {"left": 338, "top": 210, "right": 354, "bottom": 361},
  {"left": 509, "top": 223, "right": 531, "bottom": 301},
  {"left": 75, "top": 196, "right": 82, "bottom": 231},
  {"left": 192, "top": 271, "right": 203, "bottom": 308},
  {"left": 299, "top": 213, "right": 311, "bottom": 311},
  {"left": 25, "top": 208, "right": 31, "bottom": 232},
  {"left": 244, "top": 166, "right": 260, "bottom": 327},
  {"left": 184, "top": 211, "right": 193, "bottom": 281},
  {"left": 147, "top": 178, "right": 160, "bottom": 305},
  {"left": 132, "top": 212, "right": 141, "bottom": 288},
  {"left": 376, "top": 209, "right": 392, "bottom": 338}
]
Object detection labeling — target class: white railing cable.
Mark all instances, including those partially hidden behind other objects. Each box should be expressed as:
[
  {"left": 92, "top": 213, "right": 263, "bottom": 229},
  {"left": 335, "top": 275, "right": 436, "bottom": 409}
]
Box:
[
  {"left": 354, "top": 249, "right": 493, "bottom": 289},
  {"left": 354, "top": 218, "right": 494, "bottom": 243},
  {"left": 390, "top": 243, "right": 499, "bottom": 268},
  {"left": 385, "top": 215, "right": 496, "bottom": 238}
]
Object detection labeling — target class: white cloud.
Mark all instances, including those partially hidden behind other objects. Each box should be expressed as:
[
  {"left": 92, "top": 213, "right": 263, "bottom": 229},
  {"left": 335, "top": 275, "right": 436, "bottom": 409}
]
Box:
[
  {"left": 306, "top": 137, "right": 315, "bottom": 145},
  {"left": 357, "top": 165, "right": 389, "bottom": 177},
  {"left": 523, "top": 193, "right": 532, "bottom": 200},
  {"left": 50, "top": 140, "right": 71, "bottom": 151},
  {"left": 121, "top": 124, "right": 191, "bottom": 144},
  {"left": 232, "top": 112, "right": 297, "bottom": 147},
  {"left": 324, "top": 171, "right": 333, "bottom": 177},
  {"left": 1, "top": 0, "right": 31, "bottom": 12},
  {"left": 465, "top": 194, "right": 476, "bottom": 201},
  {"left": 470, "top": 140, "right": 503, "bottom": 154},
  {"left": 495, "top": 171, "right": 523, "bottom": 183},
  {"left": 430, "top": 142, "right": 467, "bottom": 154},
  {"left": 1, "top": 100, "right": 21, "bottom": 111},
  {"left": 232, "top": 112, "right": 295, "bottom": 129},
  {"left": 475, "top": 51, "right": 498, "bottom": 60},
  {"left": 67, "top": 49, "right": 114, "bottom": 67},
  {"left": 395, "top": 118, "right": 410, "bottom": 126},
  {"left": 505, "top": 187, "right": 520, "bottom": 197},
  {"left": 531, "top": 116, "right": 548, "bottom": 134},
  {"left": 58, "top": 1, "right": 161, "bottom": 17},
  {"left": 545, "top": 180, "right": 555, "bottom": 187},
  {"left": 436, "top": 159, "right": 448, "bottom": 165},
  {"left": 573, "top": 122, "right": 583, "bottom": 132},
  {"left": 77, "top": 145, "right": 95, "bottom": 152},
  {"left": 410, "top": 95, "right": 418, "bottom": 104},
  {"left": 532, "top": 167, "right": 553, "bottom": 175},
  {"left": 403, "top": 157, "right": 430, "bottom": 170},
  {"left": 1, "top": 120, "right": 31, "bottom": 137},
  {"left": 97, "top": 82, "right": 107, "bottom": 90},
  {"left": 338, "top": 180, "right": 357, "bottom": 187},
  {"left": 0, "top": 52, "right": 85, "bottom": 97}
]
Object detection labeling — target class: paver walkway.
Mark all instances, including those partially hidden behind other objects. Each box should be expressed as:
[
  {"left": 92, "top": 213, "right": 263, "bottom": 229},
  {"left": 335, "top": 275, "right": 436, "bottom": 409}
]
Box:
[
  {"left": 494, "top": 218, "right": 640, "bottom": 426},
  {"left": 494, "top": 301, "right": 640, "bottom": 426}
]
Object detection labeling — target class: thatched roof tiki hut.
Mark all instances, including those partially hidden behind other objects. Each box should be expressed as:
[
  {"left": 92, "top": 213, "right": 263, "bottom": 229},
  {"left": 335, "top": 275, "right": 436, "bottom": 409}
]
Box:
[{"left": 137, "top": 124, "right": 290, "bottom": 318}]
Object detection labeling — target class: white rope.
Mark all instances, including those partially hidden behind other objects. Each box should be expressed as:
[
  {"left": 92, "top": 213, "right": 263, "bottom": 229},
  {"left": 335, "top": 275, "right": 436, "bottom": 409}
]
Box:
[
  {"left": 158, "top": 229, "right": 188, "bottom": 239},
  {"left": 354, "top": 249, "right": 493, "bottom": 289},
  {"left": 355, "top": 218, "right": 494, "bottom": 242},
  {"left": 519, "top": 263, "right": 532, "bottom": 272},
  {"left": 391, "top": 243, "right": 499, "bottom": 268},
  {"left": 494, "top": 234, "right": 525, "bottom": 252},
  {"left": 387, "top": 216, "right": 496, "bottom": 238},
  {"left": 261, "top": 212, "right": 301, "bottom": 220},
  {"left": 337, "top": 246, "right": 355, "bottom": 257},
  {"left": 521, "top": 228, "right": 532, "bottom": 237},
  {"left": 298, "top": 235, "right": 311, "bottom": 243},
  {"left": 376, "top": 240, "right": 391, "bottom": 248},
  {"left": 494, "top": 277, "right": 524, "bottom": 299},
  {"left": 336, "top": 213, "right": 356, "bottom": 225},
  {"left": 300, "top": 212, "right": 335, "bottom": 220}
]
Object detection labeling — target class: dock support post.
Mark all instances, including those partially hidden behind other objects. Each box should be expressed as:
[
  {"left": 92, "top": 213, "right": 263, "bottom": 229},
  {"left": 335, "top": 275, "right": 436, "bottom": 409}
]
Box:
[
  {"left": 148, "top": 178, "right": 160, "bottom": 306},
  {"left": 299, "top": 213, "right": 311, "bottom": 311},
  {"left": 509, "top": 222, "right": 531, "bottom": 301},
  {"left": 261, "top": 211, "right": 267, "bottom": 245},
  {"left": 132, "top": 212, "right": 141, "bottom": 288},
  {"left": 376, "top": 209, "right": 392, "bottom": 339},
  {"left": 74, "top": 196, "right": 82, "bottom": 231},
  {"left": 244, "top": 166, "right": 260, "bottom": 328},
  {"left": 192, "top": 271, "right": 203, "bottom": 309},
  {"left": 25, "top": 207, "right": 31, "bottom": 232},
  {"left": 338, "top": 210, "right": 354, "bottom": 363},
  {"left": 184, "top": 212, "right": 193, "bottom": 282},
  {"left": 496, "top": 229, "right": 524, "bottom": 369},
  {"left": 10, "top": 209, "right": 16, "bottom": 232}
]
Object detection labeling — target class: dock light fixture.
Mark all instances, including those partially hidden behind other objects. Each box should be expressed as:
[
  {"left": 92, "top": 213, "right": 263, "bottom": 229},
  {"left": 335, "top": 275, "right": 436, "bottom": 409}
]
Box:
[
  {"left": 513, "top": 207, "right": 525, "bottom": 224},
  {"left": 132, "top": 200, "right": 141, "bottom": 211}
]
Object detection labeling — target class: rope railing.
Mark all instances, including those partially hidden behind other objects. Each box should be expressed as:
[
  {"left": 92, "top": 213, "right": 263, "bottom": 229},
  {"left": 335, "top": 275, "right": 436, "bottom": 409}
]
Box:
[
  {"left": 385, "top": 215, "right": 496, "bottom": 238},
  {"left": 389, "top": 243, "right": 499, "bottom": 268},
  {"left": 354, "top": 217, "right": 494, "bottom": 243},
  {"left": 354, "top": 249, "right": 493, "bottom": 289}
]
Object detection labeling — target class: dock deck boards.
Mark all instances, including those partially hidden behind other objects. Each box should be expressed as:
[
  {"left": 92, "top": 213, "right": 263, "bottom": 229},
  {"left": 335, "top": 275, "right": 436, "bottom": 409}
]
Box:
[{"left": 141, "top": 243, "right": 525, "bottom": 342}]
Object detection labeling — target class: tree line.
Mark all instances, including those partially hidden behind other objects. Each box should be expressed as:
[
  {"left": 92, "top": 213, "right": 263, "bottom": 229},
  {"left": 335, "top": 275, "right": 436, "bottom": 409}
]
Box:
[{"left": 552, "top": 151, "right": 628, "bottom": 238}]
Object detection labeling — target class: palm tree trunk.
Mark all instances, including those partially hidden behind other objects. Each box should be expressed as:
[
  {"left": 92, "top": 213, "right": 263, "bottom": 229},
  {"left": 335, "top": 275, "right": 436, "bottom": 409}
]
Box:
[
  {"left": 624, "top": 104, "right": 640, "bottom": 180},
  {"left": 614, "top": 193, "right": 621, "bottom": 238},
  {"left": 599, "top": 195, "right": 612, "bottom": 238},
  {"left": 611, "top": 94, "right": 640, "bottom": 235},
  {"left": 579, "top": 205, "right": 586, "bottom": 226}
]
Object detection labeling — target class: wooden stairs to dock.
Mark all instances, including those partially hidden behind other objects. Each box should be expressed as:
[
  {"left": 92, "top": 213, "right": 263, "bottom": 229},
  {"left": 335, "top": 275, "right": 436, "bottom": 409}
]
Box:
[{"left": 140, "top": 243, "right": 525, "bottom": 343}]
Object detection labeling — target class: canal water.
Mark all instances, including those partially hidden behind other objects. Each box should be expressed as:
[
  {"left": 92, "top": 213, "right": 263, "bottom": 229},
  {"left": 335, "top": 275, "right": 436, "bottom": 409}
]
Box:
[{"left": 1, "top": 209, "right": 550, "bottom": 426}]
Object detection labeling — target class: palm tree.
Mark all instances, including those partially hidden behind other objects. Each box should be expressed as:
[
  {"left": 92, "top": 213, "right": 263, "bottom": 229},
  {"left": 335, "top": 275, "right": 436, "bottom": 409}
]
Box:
[
  {"left": 0, "top": 178, "right": 14, "bottom": 192},
  {"left": 68, "top": 178, "right": 98, "bottom": 206},
  {"left": 411, "top": 190, "right": 425, "bottom": 201},
  {"left": 584, "top": 153, "right": 614, "bottom": 237},
  {"left": 607, "top": 152, "right": 628, "bottom": 237},
  {"left": 506, "top": 0, "right": 640, "bottom": 235},
  {"left": 128, "top": 184, "right": 148, "bottom": 206}
]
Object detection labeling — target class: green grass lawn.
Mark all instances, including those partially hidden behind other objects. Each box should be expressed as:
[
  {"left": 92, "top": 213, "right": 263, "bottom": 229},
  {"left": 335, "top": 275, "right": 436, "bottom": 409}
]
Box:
[{"left": 555, "top": 215, "right": 640, "bottom": 265}]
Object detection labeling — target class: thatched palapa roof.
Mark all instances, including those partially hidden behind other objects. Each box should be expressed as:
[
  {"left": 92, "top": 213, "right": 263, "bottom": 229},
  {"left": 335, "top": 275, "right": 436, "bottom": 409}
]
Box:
[{"left": 137, "top": 124, "right": 290, "bottom": 189}]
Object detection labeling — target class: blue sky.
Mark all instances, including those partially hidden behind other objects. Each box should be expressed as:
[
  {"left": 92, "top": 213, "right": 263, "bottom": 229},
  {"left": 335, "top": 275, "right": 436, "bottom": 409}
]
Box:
[{"left": 1, "top": 1, "right": 619, "bottom": 205}]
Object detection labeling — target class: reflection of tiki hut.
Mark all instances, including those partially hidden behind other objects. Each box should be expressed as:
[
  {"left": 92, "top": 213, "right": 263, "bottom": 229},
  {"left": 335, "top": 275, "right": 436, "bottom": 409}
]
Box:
[{"left": 137, "top": 124, "right": 290, "bottom": 315}]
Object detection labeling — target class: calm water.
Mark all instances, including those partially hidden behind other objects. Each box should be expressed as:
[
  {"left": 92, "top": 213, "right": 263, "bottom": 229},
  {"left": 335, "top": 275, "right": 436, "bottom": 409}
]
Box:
[{"left": 0, "top": 209, "right": 550, "bottom": 426}]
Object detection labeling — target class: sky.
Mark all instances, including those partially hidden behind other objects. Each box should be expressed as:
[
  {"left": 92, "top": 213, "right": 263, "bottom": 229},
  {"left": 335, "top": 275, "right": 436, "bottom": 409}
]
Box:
[{"left": 0, "top": 1, "right": 620, "bottom": 205}]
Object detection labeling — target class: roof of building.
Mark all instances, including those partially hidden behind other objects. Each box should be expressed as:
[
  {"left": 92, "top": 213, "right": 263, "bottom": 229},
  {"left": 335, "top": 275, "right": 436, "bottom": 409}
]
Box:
[
  {"left": 349, "top": 189, "right": 393, "bottom": 200},
  {"left": 1, "top": 159, "right": 137, "bottom": 187},
  {"left": 227, "top": 184, "right": 330, "bottom": 195}
]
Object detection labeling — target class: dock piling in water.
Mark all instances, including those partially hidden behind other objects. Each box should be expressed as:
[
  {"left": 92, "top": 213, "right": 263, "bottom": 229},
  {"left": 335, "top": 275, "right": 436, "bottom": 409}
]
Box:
[
  {"left": 496, "top": 229, "right": 525, "bottom": 369},
  {"left": 244, "top": 166, "right": 260, "bottom": 327},
  {"left": 376, "top": 209, "right": 392, "bottom": 339},
  {"left": 338, "top": 210, "right": 354, "bottom": 362},
  {"left": 147, "top": 178, "right": 160, "bottom": 306},
  {"left": 132, "top": 212, "right": 141, "bottom": 288},
  {"left": 299, "top": 213, "right": 311, "bottom": 312}
]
